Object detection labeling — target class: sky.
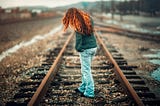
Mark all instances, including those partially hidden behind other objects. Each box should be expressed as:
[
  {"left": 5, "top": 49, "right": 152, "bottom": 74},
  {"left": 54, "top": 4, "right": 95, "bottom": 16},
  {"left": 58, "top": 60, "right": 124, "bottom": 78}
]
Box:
[{"left": 0, "top": 0, "right": 110, "bottom": 8}]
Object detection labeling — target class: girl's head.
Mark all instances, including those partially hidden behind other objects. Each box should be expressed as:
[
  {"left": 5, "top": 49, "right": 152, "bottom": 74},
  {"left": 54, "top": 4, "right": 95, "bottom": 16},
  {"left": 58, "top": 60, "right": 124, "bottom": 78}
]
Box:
[{"left": 62, "top": 8, "right": 93, "bottom": 35}]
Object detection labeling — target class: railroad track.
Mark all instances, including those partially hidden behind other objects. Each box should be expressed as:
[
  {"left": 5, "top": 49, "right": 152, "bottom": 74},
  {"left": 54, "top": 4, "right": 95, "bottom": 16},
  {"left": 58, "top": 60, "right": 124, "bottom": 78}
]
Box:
[
  {"left": 95, "top": 22, "right": 160, "bottom": 42},
  {"left": 6, "top": 28, "right": 160, "bottom": 106}
]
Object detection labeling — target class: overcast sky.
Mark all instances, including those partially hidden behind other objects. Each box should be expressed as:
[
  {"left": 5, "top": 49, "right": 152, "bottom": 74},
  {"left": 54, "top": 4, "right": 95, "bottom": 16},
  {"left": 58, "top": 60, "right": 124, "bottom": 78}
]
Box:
[{"left": 0, "top": 0, "right": 111, "bottom": 8}]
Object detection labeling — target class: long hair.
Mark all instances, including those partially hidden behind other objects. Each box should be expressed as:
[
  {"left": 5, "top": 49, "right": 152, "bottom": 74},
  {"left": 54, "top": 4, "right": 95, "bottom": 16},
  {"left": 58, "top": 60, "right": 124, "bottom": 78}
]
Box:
[{"left": 62, "top": 8, "right": 93, "bottom": 35}]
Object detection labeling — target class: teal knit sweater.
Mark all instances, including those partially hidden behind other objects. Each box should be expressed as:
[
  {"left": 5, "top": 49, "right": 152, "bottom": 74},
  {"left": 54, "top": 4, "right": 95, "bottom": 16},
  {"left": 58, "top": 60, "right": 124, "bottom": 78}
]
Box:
[{"left": 75, "top": 31, "right": 97, "bottom": 52}]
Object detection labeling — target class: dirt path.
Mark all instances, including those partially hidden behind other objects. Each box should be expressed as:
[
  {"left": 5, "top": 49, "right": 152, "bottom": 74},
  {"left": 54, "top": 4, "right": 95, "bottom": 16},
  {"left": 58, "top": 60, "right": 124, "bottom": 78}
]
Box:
[{"left": 0, "top": 17, "right": 61, "bottom": 53}]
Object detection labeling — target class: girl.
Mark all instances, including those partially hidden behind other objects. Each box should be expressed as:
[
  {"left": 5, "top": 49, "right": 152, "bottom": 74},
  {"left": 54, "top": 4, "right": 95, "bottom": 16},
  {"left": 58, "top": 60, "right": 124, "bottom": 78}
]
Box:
[{"left": 62, "top": 8, "right": 97, "bottom": 98}]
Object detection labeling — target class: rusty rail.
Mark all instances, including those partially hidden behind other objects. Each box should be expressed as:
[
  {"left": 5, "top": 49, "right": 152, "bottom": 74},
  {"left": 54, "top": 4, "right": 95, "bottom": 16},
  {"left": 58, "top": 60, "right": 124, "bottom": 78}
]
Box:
[
  {"left": 28, "top": 32, "right": 74, "bottom": 106},
  {"left": 95, "top": 23, "right": 160, "bottom": 42},
  {"left": 95, "top": 30, "right": 144, "bottom": 106}
]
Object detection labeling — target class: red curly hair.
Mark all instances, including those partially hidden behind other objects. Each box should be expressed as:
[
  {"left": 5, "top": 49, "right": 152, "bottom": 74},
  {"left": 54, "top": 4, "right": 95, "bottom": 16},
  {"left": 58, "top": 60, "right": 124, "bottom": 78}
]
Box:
[{"left": 62, "top": 8, "right": 93, "bottom": 35}]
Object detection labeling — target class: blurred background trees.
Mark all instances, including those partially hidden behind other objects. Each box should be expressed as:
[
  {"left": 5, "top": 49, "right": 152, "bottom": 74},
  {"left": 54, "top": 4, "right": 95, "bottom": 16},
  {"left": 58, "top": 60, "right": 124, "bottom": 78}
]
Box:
[
  {"left": 87, "top": 0, "right": 160, "bottom": 17},
  {"left": 112, "top": 0, "right": 160, "bottom": 16},
  {"left": 93, "top": 0, "right": 160, "bottom": 21}
]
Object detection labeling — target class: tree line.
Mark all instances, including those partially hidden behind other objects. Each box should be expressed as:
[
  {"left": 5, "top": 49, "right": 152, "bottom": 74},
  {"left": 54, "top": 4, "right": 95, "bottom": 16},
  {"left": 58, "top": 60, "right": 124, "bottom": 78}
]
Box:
[
  {"left": 116, "top": 0, "right": 160, "bottom": 16},
  {"left": 96, "top": 0, "right": 160, "bottom": 16}
]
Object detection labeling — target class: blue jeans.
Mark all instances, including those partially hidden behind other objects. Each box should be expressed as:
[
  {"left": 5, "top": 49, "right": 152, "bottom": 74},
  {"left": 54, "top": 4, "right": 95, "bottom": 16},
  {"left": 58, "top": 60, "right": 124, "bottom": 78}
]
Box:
[{"left": 78, "top": 47, "right": 97, "bottom": 97}]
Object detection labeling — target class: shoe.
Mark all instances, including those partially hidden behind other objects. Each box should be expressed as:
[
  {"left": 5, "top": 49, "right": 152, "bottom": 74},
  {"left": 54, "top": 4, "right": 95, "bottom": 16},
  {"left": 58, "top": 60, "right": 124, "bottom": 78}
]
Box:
[
  {"left": 74, "top": 88, "right": 83, "bottom": 95},
  {"left": 81, "top": 93, "right": 94, "bottom": 99}
]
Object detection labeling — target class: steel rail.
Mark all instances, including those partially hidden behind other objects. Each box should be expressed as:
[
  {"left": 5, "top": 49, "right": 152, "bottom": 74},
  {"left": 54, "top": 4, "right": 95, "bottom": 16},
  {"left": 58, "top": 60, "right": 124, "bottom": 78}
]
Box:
[
  {"left": 95, "top": 30, "right": 144, "bottom": 106},
  {"left": 95, "top": 26, "right": 118, "bottom": 33},
  {"left": 28, "top": 32, "right": 74, "bottom": 106},
  {"left": 94, "top": 23, "right": 160, "bottom": 42},
  {"left": 95, "top": 23, "right": 149, "bottom": 36}
]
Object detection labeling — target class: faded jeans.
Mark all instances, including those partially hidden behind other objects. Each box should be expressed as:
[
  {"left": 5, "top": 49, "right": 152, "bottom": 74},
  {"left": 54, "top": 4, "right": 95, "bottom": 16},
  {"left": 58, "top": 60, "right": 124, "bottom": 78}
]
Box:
[{"left": 78, "top": 47, "right": 97, "bottom": 97}]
